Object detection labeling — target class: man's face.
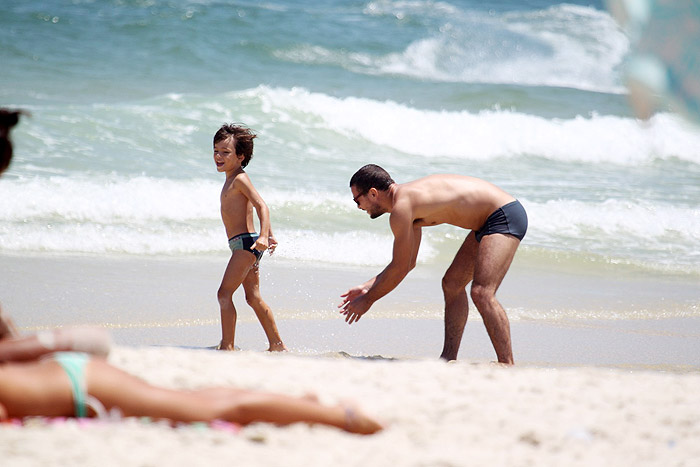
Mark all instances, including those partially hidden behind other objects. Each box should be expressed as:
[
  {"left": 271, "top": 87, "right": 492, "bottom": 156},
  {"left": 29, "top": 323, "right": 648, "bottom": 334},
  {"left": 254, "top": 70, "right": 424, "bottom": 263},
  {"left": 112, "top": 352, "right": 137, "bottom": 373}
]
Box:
[{"left": 351, "top": 186, "right": 384, "bottom": 219}]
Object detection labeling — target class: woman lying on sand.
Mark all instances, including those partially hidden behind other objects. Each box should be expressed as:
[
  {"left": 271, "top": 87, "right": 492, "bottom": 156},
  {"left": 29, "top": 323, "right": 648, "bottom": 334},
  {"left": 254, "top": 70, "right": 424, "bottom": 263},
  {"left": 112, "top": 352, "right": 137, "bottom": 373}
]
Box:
[{"left": 0, "top": 307, "right": 382, "bottom": 435}]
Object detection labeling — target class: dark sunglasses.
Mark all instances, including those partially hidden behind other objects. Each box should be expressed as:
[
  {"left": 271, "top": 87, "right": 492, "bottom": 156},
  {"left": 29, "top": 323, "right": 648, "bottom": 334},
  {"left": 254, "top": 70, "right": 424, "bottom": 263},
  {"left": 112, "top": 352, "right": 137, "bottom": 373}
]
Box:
[{"left": 353, "top": 190, "right": 368, "bottom": 206}]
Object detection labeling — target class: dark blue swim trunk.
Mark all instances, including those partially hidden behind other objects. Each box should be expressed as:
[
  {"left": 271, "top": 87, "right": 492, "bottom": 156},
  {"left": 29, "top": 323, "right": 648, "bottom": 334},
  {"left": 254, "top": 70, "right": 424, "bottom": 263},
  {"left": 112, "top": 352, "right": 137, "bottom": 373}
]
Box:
[
  {"left": 228, "top": 232, "right": 264, "bottom": 263},
  {"left": 474, "top": 200, "right": 528, "bottom": 242}
]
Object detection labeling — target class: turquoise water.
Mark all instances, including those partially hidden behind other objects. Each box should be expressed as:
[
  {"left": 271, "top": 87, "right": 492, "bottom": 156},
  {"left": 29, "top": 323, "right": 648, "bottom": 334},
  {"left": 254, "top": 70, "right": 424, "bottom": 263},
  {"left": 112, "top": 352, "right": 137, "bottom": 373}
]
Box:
[{"left": 1, "top": 0, "right": 699, "bottom": 276}]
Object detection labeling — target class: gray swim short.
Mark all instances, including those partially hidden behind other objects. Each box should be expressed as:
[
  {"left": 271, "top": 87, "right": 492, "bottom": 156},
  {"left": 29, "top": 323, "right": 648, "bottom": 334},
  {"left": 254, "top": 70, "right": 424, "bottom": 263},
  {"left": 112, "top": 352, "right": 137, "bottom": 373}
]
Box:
[
  {"left": 474, "top": 200, "right": 528, "bottom": 242},
  {"left": 228, "top": 232, "right": 264, "bottom": 263}
]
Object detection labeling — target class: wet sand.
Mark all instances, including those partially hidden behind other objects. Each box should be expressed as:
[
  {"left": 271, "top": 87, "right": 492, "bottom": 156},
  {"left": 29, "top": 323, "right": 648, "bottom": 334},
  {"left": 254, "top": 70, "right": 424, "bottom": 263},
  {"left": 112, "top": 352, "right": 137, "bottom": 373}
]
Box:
[{"left": 1, "top": 253, "right": 698, "bottom": 369}]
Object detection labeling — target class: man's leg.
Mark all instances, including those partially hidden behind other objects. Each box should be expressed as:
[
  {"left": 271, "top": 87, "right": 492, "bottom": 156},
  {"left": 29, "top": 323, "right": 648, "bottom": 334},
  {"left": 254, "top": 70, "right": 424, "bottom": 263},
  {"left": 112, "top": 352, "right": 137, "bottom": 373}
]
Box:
[
  {"left": 440, "top": 232, "right": 478, "bottom": 361},
  {"left": 470, "top": 233, "right": 520, "bottom": 364},
  {"left": 217, "top": 252, "right": 255, "bottom": 350},
  {"left": 242, "top": 265, "right": 287, "bottom": 351}
]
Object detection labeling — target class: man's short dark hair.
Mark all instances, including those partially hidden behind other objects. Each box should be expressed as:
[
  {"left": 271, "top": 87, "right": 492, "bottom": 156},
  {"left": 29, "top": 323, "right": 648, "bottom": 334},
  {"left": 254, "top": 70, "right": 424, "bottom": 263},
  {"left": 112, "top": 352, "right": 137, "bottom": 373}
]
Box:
[
  {"left": 349, "top": 164, "right": 395, "bottom": 193},
  {"left": 213, "top": 123, "right": 257, "bottom": 168}
]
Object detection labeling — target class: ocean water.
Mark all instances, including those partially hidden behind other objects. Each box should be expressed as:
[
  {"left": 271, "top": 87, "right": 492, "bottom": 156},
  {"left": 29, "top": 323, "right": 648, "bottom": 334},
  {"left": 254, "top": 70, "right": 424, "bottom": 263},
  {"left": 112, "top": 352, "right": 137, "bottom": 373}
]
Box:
[{"left": 1, "top": 0, "right": 699, "bottom": 280}]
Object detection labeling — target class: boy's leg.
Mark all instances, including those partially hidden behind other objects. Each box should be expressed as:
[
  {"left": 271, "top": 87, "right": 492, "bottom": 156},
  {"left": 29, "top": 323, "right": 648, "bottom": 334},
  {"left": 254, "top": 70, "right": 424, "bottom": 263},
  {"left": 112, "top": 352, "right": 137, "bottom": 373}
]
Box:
[
  {"left": 242, "top": 265, "right": 287, "bottom": 351},
  {"left": 217, "top": 252, "right": 255, "bottom": 350}
]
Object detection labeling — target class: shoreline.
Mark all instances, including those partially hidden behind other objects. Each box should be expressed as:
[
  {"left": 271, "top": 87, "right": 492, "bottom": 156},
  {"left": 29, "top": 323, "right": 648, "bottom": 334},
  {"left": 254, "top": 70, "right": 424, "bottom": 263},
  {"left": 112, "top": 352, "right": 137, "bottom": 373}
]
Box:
[
  {"left": 1, "top": 252, "right": 698, "bottom": 370},
  {"left": 108, "top": 317, "right": 700, "bottom": 372}
]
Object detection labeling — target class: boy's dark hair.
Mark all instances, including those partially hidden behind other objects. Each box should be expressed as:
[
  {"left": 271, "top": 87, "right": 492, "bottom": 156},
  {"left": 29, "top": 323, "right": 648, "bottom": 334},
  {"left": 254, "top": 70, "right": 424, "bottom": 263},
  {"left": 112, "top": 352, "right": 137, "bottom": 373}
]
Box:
[
  {"left": 1, "top": 109, "right": 23, "bottom": 175},
  {"left": 349, "top": 164, "right": 395, "bottom": 193},
  {"left": 213, "top": 123, "right": 257, "bottom": 168}
]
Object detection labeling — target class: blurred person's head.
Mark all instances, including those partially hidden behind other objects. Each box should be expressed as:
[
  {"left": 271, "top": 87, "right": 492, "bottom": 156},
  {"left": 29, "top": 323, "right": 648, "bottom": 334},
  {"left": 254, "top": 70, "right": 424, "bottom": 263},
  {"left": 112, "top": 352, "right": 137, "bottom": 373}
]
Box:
[{"left": 1, "top": 109, "right": 24, "bottom": 176}]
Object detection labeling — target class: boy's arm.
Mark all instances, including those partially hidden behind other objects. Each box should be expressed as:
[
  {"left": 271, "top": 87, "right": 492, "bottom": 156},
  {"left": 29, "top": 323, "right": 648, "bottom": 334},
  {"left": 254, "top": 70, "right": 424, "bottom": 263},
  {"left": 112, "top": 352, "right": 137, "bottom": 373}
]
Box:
[
  {"left": 268, "top": 229, "right": 278, "bottom": 254},
  {"left": 236, "top": 174, "right": 271, "bottom": 250}
]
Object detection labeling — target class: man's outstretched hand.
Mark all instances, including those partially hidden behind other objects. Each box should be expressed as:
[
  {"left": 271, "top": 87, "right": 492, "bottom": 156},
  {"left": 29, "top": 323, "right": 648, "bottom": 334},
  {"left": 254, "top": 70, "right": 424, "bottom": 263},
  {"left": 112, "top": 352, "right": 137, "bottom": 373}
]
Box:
[{"left": 339, "top": 287, "right": 372, "bottom": 324}]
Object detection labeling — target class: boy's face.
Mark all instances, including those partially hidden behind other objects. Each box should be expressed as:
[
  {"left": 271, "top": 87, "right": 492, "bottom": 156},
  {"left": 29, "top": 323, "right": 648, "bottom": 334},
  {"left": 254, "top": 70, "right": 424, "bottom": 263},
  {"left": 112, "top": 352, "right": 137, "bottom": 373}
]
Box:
[{"left": 213, "top": 137, "right": 244, "bottom": 173}]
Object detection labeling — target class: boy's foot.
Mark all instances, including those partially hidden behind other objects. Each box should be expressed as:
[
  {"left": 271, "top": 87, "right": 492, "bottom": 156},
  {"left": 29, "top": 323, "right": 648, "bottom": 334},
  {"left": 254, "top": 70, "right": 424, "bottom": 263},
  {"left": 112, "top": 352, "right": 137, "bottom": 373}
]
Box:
[
  {"left": 268, "top": 341, "right": 288, "bottom": 352},
  {"left": 216, "top": 341, "right": 238, "bottom": 351}
]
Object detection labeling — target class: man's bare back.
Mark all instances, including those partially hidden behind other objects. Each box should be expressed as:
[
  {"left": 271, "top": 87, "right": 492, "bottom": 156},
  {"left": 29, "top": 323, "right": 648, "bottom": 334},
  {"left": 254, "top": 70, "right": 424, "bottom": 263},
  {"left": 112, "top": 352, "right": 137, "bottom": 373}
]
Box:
[{"left": 396, "top": 175, "right": 515, "bottom": 230}]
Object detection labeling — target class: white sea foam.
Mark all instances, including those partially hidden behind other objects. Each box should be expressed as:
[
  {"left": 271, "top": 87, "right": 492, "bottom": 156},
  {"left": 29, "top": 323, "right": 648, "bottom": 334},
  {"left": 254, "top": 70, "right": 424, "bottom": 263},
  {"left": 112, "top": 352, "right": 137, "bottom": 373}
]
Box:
[
  {"left": 527, "top": 198, "right": 700, "bottom": 241},
  {"left": 522, "top": 197, "right": 700, "bottom": 273},
  {"left": 275, "top": 229, "right": 394, "bottom": 266},
  {"left": 0, "top": 176, "right": 219, "bottom": 223},
  {"left": 16, "top": 86, "right": 700, "bottom": 175},
  {"left": 239, "top": 86, "right": 700, "bottom": 165},
  {"left": 277, "top": 3, "right": 628, "bottom": 93},
  {"left": 1, "top": 177, "right": 698, "bottom": 272}
]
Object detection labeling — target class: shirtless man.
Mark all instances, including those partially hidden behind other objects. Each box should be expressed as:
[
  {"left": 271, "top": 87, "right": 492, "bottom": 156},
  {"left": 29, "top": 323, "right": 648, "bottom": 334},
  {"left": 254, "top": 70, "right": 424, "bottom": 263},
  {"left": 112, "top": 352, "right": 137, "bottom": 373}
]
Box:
[{"left": 339, "top": 164, "right": 527, "bottom": 363}]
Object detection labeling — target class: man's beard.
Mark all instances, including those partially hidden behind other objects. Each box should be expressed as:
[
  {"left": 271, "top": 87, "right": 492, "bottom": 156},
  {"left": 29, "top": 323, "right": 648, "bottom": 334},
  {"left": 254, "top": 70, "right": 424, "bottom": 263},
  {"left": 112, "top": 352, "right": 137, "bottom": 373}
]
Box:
[{"left": 369, "top": 208, "right": 386, "bottom": 219}]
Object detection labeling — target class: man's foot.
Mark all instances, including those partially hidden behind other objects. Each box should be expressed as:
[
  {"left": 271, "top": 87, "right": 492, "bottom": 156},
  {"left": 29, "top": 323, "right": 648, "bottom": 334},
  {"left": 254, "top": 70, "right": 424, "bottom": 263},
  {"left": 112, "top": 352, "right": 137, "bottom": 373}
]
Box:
[{"left": 268, "top": 341, "right": 288, "bottom": 352}]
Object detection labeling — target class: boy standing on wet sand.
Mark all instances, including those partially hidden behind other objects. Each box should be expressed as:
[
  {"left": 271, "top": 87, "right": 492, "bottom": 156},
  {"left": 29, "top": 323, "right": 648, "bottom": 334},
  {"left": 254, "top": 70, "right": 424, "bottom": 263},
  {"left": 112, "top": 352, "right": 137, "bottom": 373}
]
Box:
[{"left": 213, "top": 124, "right": 286, "bottom": 352}]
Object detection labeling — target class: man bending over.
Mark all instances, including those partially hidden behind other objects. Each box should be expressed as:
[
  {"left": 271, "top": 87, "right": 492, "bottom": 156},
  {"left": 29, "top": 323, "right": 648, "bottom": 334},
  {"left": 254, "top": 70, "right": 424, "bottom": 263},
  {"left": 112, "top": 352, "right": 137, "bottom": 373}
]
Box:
[{"left": 339, "top": 164, "right": 527, "bottom": 364}]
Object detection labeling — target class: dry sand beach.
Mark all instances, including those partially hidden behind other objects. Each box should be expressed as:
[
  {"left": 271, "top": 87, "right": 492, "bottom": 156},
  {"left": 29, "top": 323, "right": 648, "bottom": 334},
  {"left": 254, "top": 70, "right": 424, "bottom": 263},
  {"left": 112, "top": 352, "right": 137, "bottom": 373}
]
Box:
[
  {"left": 1, "top": 254, "right": 700, "bottom": 466},
  {"left": 2, "top": 347, "right": 700, "bottom": 467}
]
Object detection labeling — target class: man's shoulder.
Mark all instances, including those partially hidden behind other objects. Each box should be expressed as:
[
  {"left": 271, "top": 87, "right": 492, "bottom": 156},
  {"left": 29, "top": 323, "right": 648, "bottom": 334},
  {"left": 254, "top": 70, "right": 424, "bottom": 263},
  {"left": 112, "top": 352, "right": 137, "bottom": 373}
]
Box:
[{"left": 389, "top": 194, "right": 414, "bottom": 221}]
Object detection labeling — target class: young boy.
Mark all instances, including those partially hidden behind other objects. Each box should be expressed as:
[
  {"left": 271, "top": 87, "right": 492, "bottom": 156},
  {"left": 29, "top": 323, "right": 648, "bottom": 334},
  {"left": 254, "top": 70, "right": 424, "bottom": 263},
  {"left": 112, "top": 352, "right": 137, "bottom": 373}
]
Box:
[{"left": 213, "top": 124, "right": 286, "bottom": 352}]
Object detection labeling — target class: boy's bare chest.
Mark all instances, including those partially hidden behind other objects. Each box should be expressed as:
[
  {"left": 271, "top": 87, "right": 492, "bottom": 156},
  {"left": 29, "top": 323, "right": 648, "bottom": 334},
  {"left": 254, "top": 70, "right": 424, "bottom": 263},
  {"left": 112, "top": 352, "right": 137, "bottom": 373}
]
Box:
[
  {"left": 220, "top": 184, "right": 250, "bottom": 213},
  {"left": 221, "top": 190, "right": 246, "bottom": 207}
]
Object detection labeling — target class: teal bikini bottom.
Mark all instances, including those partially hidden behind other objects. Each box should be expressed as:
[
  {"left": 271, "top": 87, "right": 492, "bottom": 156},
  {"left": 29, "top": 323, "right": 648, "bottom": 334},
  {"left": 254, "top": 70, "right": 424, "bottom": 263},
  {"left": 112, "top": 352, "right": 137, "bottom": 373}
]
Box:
[{"left": 52, "top": 352, "right": 90, "bottom": 417}]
